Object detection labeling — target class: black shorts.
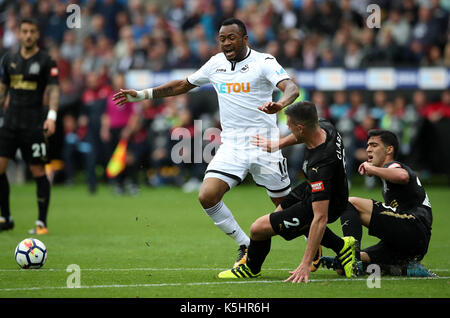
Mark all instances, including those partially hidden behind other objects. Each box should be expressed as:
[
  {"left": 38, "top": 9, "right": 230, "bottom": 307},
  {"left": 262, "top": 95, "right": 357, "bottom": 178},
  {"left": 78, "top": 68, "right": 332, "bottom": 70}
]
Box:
[
  {"left": 0, "top": 127, "right": 49, "bottom": 165},
  {"left": 364, "top": 200, "right": 431, "bottom": 265},
  {"left": 270, "top": 182, "right": 341, "bottom": 241}
]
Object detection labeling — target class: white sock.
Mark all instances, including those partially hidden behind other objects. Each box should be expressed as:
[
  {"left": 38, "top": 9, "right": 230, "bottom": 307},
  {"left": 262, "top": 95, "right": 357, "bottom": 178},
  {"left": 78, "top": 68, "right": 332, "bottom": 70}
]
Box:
[{"left": 204, "top": 200, "right": 250, "bottom": 247}]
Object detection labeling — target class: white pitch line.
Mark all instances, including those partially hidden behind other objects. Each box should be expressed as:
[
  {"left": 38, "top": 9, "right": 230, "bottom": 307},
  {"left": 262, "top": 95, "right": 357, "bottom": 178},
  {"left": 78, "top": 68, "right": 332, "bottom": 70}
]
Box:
[
  {"left": 0, "top": 267, "right": 226, "bottom": 272},
  {"left": 0, "top": 267, "right": 448, "bottom": 272},
  {"left": 0, "top": 267, "right": 296, "bottom": 272},
  {"left": 0, "top": 276, "right": 449, "bottom": 293}
]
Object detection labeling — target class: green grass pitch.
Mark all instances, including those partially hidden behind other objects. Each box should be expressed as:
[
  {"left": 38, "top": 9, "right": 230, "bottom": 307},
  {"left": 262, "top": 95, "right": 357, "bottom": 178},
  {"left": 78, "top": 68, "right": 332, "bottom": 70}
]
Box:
[{"left": 0, "top": 181, "right": 449, "bottom": 299}]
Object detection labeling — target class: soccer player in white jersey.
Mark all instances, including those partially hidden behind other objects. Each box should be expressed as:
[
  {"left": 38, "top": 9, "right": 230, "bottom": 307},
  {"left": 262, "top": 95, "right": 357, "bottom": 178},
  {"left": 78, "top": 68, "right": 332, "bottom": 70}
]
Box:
[{"left": 113, "top": 18, "right": 299, "bottom": 267}]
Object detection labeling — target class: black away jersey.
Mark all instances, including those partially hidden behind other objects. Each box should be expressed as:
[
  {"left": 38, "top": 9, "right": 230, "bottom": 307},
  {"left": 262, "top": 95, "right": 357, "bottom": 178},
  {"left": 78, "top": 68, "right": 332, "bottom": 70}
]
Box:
[
  {"left": 302, "top": 120, "right": 349, "bottom": 213},
  {"left": 382, "top": 161, "right": 432, "bottom": 225},
  {"left": 0, "top": 49, "right": 59, "bottom": 130}
]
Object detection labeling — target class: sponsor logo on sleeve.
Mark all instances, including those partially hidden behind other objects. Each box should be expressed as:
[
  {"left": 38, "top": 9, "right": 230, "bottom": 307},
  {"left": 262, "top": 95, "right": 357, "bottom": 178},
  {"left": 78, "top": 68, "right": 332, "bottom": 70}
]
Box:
[
  {"left": 276, "top": 67, "right": 286, "bottom": 76},
  {"left": 311, "top": 181, "right": 324, "bottom": 192}
]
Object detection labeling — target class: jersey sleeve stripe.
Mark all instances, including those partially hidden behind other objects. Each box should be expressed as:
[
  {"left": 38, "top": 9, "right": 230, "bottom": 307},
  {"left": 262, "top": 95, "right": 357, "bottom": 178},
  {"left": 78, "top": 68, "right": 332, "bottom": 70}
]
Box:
[
  {"left": 275, "top": 78, "right": 291, "bottom": 87},
  {"left": 185, "top": 77, "right": 199, "bottom": 87}
]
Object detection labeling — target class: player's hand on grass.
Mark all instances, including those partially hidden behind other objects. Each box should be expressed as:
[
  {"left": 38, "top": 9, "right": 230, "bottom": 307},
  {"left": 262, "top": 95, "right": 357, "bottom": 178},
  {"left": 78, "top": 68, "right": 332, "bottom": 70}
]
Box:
[
  {"left": 258, "top": 101, "right": 284, "bottom": 114},
  {"left": 112, "top": 89, "right": 137, "bottom": 106},
  {"left": 285, "top": 262, "right": 311, "bottom": 284},
  {"left": 43, "top": 119, "right": 56, "bottom": 137},
  {"left": 251, "top": 134, "right": 279, "bottom": 153}
]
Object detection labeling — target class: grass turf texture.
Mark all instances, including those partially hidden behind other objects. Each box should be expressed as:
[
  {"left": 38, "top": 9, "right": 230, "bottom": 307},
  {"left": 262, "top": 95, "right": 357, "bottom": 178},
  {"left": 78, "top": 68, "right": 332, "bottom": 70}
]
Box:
[{"left": 0, "top": 182, "right": 449, "bottom": 298}]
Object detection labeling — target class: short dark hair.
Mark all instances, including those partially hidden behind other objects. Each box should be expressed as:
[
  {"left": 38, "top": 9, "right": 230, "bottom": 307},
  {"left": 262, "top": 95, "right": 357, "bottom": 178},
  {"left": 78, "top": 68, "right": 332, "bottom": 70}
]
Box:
[
  {"left": 368, "top": 129, "right": 399, "bottom": 159},
  {"left": 20, "top": 18, "right": 39, "bottom": 28},
  {"left": 221, "top": 18, "right": 247, "bottom": 36},
  {"left": 284, "top": 101, "right": 318, "bottom": 129}
]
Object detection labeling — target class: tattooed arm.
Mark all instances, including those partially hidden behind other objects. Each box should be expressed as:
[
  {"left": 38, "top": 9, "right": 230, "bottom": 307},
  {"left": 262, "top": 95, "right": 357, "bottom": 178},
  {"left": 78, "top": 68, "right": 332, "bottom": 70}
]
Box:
[
  {"left": 43, "top": 84, "right": 59, "bottom": 136},
  {"left": 152, "top": 79, "right": 196, "bottom": 99},
  {"left": 112, "top": 79, "right": 196, "bottom": 106}
]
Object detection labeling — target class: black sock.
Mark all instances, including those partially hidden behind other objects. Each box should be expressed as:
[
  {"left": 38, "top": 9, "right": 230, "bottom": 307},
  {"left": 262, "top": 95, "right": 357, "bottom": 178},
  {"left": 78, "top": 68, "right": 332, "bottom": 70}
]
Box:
[
  {"left": 247, "top": 239, "right": 271, "bottom": 274},
  {"left": 320, "top": 227, "right": 344, "bottom": 255},
  {"left": 340, "top": 202, "right": 362, "bottom": 259},
  {"left": 340, "top": 202, "right": 362, "bottom": 243},
  {"left": 0, "top": 173, "right": 11, "bottom": 219},
  {"left": 35, "top": 175, "right": 50, "bottom": 226}
]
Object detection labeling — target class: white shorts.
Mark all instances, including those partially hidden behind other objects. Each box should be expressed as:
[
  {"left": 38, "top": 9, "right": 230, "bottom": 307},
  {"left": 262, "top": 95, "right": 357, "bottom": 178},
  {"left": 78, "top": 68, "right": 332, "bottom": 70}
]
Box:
[{"left": 204, "top": 142, "right": 291, "bottom": 198}]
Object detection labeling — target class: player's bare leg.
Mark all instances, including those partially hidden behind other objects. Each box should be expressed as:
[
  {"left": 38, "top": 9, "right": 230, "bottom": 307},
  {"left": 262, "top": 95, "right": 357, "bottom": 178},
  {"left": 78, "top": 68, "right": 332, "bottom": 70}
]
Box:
[
  {"left": 250, "top": 214, "right": 276, "bottom": 240},
  {"left": 198, "top": 177, "right": 229, "bottom": 209},
  {"left": 269, "top": 196, "right": 284, "bottom": 207},
  {"left": 348, "top": 197, "right": 374, "bottom": 227},
  {"left": 0, "top": 156, "right": 9, "bottom": 174}
]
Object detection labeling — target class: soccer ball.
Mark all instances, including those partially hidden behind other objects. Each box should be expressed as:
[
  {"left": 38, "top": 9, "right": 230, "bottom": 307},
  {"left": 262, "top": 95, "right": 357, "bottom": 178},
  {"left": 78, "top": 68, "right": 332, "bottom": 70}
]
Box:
[{"left": 15, "top": 238, "right": 48, "bottom": 269}]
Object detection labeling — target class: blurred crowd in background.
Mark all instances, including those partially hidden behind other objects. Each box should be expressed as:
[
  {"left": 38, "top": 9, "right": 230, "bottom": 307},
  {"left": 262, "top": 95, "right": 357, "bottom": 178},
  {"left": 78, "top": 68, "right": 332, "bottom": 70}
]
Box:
[{"left": 0, "top": 0, "right": 449, "bottom": 195}]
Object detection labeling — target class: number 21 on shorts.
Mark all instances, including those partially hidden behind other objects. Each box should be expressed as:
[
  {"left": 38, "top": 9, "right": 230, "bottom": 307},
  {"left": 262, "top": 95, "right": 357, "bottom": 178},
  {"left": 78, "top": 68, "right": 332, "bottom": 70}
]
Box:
[{"left": 32, "top": 142, "right": 47, "bottom": 158}]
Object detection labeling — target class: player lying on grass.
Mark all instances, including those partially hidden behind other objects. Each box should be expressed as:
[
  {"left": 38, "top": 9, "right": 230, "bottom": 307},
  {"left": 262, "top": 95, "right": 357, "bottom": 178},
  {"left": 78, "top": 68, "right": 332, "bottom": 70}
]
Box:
[
  {"left": 218, "top": 101, "right": 358, "bottom": 283},
  {"left": 320, "top": 129, "right": 435, "bottom": 277}
]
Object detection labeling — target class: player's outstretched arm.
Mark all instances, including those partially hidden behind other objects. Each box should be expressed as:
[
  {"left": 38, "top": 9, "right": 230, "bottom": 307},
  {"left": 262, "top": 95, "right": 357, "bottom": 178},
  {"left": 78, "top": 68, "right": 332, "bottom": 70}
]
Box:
[
  {"left": 113, "top": 79, "right": 196, "bottom": 106},
  {"left": 258, "top": 79, "right": 299, "bottom": 114}
]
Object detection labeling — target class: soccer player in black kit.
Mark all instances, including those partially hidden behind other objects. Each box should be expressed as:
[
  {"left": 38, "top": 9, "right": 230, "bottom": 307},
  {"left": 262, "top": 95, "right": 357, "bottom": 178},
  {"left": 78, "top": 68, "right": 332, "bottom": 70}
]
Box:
[
  {"left": 320, "top": 129, "right": 434, "bottom": 277},
  {"left": 348, "top": 130, "right": 433, "bottom": 275},
  {"left": 218, "top": 101, "right": 357, "bottom": 282},
  {"left": 0, "top": 19, "right": 59, "bottom": 234}
]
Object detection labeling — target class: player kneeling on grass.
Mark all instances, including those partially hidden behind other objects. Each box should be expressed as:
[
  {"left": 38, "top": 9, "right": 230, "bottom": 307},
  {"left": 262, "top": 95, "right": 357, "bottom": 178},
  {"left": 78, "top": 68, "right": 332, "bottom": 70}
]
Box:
[
  {"left": 218, "top": 101, "right": 358, "bottom": 283},
  {"left": 321, "top": 129, "right": 435, "bottom": 277}
]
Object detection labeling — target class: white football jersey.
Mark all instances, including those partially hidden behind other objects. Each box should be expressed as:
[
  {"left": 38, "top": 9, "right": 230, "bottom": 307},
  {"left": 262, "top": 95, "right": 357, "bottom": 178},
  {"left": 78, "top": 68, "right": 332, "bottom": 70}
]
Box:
[{"left": 187, "top": 47, "right": 291, "bottom": 146}]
